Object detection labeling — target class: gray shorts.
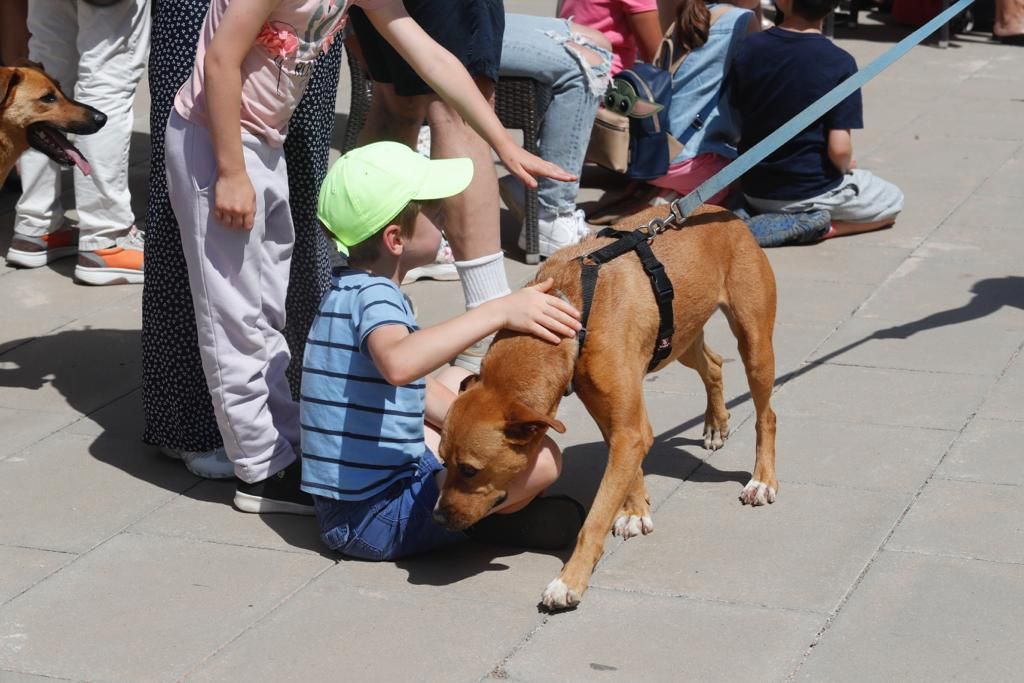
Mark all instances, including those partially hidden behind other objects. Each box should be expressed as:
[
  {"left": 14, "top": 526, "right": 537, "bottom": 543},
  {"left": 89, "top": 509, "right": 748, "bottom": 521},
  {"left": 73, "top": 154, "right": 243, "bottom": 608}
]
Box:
[{"left": 745, "top": 169, "right": 904, "bottom": 223}]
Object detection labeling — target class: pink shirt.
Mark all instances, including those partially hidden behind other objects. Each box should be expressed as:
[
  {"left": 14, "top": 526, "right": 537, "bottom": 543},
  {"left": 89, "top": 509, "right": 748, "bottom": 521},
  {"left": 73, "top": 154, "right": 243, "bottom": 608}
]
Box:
[
  {"left": 560, "top": 0, "right": 658, "bottom": 74},
  {"left": 175, "top": 0, "right": 388, "bottom": 147}
]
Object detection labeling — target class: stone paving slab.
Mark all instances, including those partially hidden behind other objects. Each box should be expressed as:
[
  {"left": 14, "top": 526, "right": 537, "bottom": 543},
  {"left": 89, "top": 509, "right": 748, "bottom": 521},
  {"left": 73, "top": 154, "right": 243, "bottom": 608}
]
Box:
[
  {"left": 498, "top": 588, "right": 823, "bottom": 682},
  {"left": 974, "top": 351, "right": 1024, "bottom": 422},
  {"left": 710, "top": 414, "right": 956, "bottom": 494},
  {"left": 0, "top": 533, "right": 332, "bottom": 682},
  {"left": 796, "top": 551, "right": 1024, "bottom": 682},
  {"left": 886, "top": 478, "right": 1024, "bottom": 564},
  {"left": 185, "top": 562, "right": 545, "bottom": 683},
  {"left": 770, "top": 362, "right": 992, "bottom": 430},
  {"left": 807, "top": 314, "right": 1023, "bottom": 376},
  {"left": 0, "top": 546, "right": 71, "bottom": 606},
  {"left": 593, "top": 479, "right": 909, "bottom": 612},
  {"left": 0, "top": 433, "right": 195, "bottom": 554},
  {"left": 935, "top": 417, "right": 1024, "bottom": 485}
]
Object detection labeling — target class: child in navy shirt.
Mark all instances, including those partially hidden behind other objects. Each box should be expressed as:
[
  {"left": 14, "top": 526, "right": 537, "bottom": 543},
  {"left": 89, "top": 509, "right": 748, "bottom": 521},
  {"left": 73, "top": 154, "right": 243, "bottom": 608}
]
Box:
[
  {"left": 301, "top": 142, "right": 584, "bottom": 561},
  {"left": 730, "top": 0, "right": 903, "bottom": 239}
]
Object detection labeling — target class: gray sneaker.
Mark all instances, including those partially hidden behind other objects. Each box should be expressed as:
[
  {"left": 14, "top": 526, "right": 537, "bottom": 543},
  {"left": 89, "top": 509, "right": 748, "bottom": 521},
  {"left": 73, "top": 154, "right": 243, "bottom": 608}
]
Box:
[
  {"left": 75, "top": 226, "right": 144, "bottom": 286},
  {"left": 5, "top": 224, "right": 79, "bottom": 268}
]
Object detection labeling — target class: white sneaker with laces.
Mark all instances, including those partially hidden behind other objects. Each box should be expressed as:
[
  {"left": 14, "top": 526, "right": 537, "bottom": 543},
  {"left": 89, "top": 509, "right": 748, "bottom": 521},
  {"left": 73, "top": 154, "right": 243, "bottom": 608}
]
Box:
[
  {"left": 402, "top": 238, "right": 459, "bottom": 284},
  {"left": 518, "top": 208, "right": 592, "bottom": 259},
  {"left": 453, "top": 333, "right": 494, "bottom": 374}
]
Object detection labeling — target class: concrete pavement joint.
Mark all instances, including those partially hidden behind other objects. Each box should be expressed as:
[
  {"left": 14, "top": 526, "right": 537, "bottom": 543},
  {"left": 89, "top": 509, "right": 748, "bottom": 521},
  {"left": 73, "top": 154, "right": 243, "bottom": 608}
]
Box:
[{"left": 882, "top": 546, "right": 1024, "bottom": 567}]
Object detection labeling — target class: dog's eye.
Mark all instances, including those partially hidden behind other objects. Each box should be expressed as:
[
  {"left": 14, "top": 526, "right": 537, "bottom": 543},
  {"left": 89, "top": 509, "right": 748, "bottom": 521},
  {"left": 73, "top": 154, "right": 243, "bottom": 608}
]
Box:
[
  {"left": 39, "top": 92, "right": 58, "bottom": 104},
  {"left": 457, "top": 464, "right": 478, "bottom": 479}
]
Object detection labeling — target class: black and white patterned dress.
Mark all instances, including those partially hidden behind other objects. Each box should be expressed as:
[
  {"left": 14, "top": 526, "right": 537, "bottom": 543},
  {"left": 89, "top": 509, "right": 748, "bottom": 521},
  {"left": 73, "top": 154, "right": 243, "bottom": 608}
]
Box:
[{"left": 141, "top": 0, "right": 339, "bottom": 452}]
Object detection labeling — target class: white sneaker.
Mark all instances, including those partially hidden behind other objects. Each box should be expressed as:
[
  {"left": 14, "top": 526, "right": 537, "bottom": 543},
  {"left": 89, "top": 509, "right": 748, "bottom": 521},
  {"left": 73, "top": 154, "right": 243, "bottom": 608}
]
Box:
[
  {"left": 162, "top": 446, "right": 234, "bottom": 480},
  {"left": 402, "top": 238, "right": 458, "bottom": 284},
  {"left": 518, "top": 209, "right": 593, "bottom": 259},
  {"left": 453, "top": 333, "right": 494, "bottom": 374}
]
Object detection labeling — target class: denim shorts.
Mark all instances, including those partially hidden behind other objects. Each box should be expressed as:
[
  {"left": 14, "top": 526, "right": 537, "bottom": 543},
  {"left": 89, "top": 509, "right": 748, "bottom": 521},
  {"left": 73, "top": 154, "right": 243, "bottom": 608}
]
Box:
[
  {"left": 348, "top": 0, "right": 504, "bottom": 96},
  {"left": 314, "top": 450, "right": 466, "bottom": 561}
]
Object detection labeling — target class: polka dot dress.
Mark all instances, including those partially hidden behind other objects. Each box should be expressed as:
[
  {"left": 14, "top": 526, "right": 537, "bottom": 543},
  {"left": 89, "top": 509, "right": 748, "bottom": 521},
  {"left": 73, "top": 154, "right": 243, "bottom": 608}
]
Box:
[{"left": 141, "top": 0, "right": 340, "bottom": 453}]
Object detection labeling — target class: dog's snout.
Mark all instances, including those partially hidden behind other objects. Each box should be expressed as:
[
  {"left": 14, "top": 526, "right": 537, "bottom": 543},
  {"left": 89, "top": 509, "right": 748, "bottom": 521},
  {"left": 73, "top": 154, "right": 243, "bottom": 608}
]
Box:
[
  {"left": 91, "top": 108, "right": 107, "bottom": 128},
  {"left": 432, "top": 507, "right": 449, "bottom": 527}
]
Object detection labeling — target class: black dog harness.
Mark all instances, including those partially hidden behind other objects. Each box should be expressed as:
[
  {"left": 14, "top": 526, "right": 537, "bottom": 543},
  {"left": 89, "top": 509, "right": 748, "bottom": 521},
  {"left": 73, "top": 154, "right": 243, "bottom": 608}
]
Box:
[{"left": 576, "top": 225, "right": 676, "bottom": 374}]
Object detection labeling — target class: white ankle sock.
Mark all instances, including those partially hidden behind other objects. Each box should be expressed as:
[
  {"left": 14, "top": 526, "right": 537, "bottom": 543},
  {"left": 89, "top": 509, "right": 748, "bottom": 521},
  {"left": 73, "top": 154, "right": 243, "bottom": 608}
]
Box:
[{"left": 454, "top": 251, "right": 511, "bottom": 309}]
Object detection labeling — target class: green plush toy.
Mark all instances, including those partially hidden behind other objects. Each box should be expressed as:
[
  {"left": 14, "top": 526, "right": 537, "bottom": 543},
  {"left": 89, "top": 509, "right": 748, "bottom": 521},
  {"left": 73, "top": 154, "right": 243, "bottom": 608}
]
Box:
[{"left": 603, "top": 78, "right": 664, "bottom": 119}]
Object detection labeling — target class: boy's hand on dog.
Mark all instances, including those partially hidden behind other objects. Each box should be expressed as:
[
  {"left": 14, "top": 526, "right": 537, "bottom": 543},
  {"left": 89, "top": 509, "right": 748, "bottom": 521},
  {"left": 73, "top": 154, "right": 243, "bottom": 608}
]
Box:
[
  {"left": 499, "top": 147, "right": 576, "bottom": 189},
  {"left": 213, "top": 171, "right": 257, "bottom": 230},
  {"left": 499, "top": 278, "right": 581, "bottom": 344}
]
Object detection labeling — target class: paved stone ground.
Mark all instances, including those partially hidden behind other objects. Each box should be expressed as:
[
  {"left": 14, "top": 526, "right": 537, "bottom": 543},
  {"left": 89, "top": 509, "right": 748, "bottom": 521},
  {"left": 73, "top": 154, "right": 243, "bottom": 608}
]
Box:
[{"left": 1, "top": 4, "right": 1022, "bottom": 681}]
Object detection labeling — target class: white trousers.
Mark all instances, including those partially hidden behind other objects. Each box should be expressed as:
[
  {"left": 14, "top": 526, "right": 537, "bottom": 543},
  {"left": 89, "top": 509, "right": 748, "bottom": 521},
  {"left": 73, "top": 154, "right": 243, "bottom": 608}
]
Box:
[
  {"left": 165, "top": 111, "right": 299, "bottom": 483},
  {"left": 15, "top": 0, "right": 150, "bottom": 250}
]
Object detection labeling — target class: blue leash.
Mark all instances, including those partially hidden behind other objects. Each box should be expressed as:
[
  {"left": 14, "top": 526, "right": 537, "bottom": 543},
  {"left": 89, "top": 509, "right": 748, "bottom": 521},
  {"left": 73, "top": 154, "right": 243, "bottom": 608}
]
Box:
[{"left": 667, "top": 0, "right": 976, "bottom": 223}]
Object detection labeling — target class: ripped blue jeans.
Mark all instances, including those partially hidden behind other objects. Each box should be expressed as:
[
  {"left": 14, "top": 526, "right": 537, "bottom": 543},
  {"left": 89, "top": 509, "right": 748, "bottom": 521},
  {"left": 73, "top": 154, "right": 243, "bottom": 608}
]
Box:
[{"left": 500, "top": 14, "right": 612, "bottom": 215}]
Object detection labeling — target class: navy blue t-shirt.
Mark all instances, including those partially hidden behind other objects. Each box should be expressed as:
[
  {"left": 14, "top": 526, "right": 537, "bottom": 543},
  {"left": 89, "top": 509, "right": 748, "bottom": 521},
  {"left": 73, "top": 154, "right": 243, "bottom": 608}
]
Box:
[{"left": 730, "top": 28, "right": 863, "bottom": 201}]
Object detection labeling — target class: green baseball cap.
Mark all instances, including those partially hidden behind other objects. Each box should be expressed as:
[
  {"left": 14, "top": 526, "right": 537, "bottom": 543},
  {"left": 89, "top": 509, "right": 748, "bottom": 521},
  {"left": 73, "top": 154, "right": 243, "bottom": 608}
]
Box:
[{"left": 317, "top": 141, "right": 474, "bottom": 255}]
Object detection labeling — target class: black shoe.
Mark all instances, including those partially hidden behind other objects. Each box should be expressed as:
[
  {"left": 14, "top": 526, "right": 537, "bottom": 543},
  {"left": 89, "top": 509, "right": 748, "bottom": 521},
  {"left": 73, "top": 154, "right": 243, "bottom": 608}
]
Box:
[
  {"left": 233, "top": 460, "right": 314, "bottom": 515},
  {"left": 465, "top": 495, "right": 585, "bottom": 550}
]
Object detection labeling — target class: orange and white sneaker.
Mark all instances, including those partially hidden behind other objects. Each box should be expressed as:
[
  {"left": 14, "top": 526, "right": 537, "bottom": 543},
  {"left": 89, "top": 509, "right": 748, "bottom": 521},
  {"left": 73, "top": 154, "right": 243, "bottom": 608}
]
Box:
[
  {"left": 74, "top": 226, "right": 144, "bottom": 286},
  {"left": 5, "top": 224, "right": 79, "bottom": 268}
]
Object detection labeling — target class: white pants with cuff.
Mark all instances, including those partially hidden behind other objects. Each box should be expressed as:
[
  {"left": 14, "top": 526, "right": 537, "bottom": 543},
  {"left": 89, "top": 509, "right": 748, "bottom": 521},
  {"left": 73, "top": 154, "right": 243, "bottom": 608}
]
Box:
[
  {"left": 164, "top": 110, "right": 299, "bottom": 483},
  {"left": 15, "top": 0, "right": 150, "bottom": 250}
]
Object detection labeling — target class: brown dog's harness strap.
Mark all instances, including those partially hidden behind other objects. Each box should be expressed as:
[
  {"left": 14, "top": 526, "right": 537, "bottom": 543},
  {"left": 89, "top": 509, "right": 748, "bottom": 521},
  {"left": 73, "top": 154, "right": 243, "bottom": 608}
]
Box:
[{"left": 576, "top": 226, "right": 675, "bottom": 377}]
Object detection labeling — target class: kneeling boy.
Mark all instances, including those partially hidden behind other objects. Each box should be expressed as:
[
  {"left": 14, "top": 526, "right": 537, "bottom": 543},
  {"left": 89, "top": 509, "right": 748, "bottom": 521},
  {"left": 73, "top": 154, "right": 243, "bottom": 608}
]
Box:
[{"left": 302, "top": 142, "right": 584, "bottom": 560}]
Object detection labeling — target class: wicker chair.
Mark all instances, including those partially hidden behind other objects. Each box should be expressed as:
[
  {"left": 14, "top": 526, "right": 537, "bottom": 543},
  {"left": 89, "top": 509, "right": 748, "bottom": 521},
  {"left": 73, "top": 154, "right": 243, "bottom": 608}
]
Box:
[{"left": 342, "top": 47, "right": 551, "bottom": 264}]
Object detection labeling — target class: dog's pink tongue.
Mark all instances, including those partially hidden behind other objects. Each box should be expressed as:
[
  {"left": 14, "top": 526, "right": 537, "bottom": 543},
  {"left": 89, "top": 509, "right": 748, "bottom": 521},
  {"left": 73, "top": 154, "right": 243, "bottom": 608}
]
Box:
[{"left": 57, "top": 138, "right": 91, "bottom": 176}]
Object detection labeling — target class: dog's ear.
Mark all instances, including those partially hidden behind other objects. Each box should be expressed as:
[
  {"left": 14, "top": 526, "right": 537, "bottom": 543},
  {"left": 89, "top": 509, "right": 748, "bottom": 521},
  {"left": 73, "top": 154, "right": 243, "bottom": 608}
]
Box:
[
  {"left": 503, "top": 400, "right": 566, "bottom": 444},
  {"left": 458, "top": 373, "right": 479, "bottom": 394},
  {"left": 0, "top": 68, "right": 23, "bottom": 111}
]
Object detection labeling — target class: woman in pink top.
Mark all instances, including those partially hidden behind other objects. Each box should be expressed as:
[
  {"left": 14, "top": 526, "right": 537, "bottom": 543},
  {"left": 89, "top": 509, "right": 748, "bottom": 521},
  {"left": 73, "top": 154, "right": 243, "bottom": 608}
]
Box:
[
  {"left": 164, "top": 0, "right": 574, "bottom": 515},
  {"left": 560, "top": 0, "right": 662, "bottom": 74}
]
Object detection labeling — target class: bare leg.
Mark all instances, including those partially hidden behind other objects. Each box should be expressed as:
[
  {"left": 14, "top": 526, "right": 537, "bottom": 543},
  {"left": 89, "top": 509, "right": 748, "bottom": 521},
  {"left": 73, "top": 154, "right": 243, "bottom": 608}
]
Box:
[
  {"left": 825, "top": 218, "right": 895, "bottom": 238},
  {"left": 425, "top": 75, "right": 500, "bottom": 261},
  {"left": 994, "top": 0, "right": 1024, "bottom": 38},
  {"left": 355, "top": 81, "right": 428, "bottom": 150}
]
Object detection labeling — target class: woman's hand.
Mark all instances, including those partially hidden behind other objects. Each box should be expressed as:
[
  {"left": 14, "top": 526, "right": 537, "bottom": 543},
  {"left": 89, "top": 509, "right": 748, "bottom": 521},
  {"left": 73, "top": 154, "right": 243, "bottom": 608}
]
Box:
[{"left": 498, "top": 145, "right": 577, "bottom": 189}]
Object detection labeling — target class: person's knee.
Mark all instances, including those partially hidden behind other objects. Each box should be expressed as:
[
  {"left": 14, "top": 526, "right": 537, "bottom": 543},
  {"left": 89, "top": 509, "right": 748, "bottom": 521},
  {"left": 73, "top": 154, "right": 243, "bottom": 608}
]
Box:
[
  {"left": 566, "top": 39, "right": 607, "bottom": 67},
  {"left": 533, "top": 436, "right": 563, "bottom": 489},
  {"left": 570, "top": 22, "right": 612, "bottom": 52}
]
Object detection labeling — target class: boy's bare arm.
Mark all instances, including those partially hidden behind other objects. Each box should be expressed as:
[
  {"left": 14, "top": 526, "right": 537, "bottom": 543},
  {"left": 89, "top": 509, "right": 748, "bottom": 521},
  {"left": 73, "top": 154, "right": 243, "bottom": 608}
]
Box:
[
  {"left": 203, "top": 0, "right": 278, "bottom": 230},
  {"left": 366, "top": 279, "right": 581, "bottom": 386},
  {"left": 423, "top": 375, "right": 455, "bottom": 430},
  {"left": 827, "top": 128, "right": 854, "bottom": 174},
  {"left": 363, "top": 2, "right": 575, "bottom": 188}
]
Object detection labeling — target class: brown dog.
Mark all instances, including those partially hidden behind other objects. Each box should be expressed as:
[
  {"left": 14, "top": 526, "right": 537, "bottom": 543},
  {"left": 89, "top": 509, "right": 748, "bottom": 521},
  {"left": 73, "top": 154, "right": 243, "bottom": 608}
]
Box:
[
  {"left": 0, "top": 64, "right": 106, "bottom": 182},
  {"left": 435, "top": 204, "right": 778, "bottom": 610}
]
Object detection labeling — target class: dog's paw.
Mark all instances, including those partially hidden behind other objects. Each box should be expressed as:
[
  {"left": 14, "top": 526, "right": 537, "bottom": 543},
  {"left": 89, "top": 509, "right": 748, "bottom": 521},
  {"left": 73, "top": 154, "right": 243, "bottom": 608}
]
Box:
[
  {"left": 541, "top": 578, "right": 582, "bottom": 611},
  {"left": 612, "top": 513, "right": 654, "bottom": 539},
  {"left": 739, "top": 479, "right": 776, "bottom": 506},
  {"left": 703, "top": 424, "right": 729, "bottom": 451}
]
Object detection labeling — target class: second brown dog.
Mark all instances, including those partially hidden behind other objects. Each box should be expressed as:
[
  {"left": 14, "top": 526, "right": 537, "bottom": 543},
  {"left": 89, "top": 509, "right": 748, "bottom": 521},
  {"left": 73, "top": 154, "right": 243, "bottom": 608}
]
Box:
[{"left": 435, "top": 204, "right": 779, "bottom": 611}]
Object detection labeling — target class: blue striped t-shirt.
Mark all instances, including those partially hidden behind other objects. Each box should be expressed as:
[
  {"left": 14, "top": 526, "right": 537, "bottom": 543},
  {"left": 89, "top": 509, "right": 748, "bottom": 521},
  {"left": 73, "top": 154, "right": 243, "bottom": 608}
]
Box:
[{"left": 300, "top": 268, "right": 425, "bottom": 501}]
